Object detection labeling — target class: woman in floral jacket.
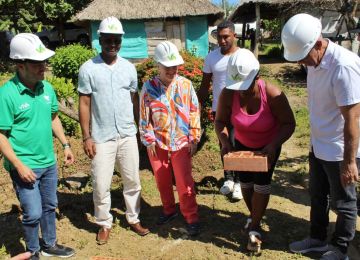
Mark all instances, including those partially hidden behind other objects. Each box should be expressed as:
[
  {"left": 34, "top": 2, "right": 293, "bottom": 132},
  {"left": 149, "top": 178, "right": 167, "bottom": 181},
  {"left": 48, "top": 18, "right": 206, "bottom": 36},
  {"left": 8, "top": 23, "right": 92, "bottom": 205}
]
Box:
[{"left": 139, "top": 41, "right": 201, "bottom": 236}]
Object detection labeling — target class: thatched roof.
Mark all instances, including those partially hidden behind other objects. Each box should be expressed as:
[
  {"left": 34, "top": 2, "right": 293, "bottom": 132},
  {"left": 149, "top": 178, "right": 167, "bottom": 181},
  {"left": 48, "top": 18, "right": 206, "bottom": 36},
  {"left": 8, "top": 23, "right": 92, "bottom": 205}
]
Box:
[
  {"left": 229, "top": 0, "right": 340, "bottom": 23},
  {"left": 76, "top": 0, "right": 224, "bottom": 21}
]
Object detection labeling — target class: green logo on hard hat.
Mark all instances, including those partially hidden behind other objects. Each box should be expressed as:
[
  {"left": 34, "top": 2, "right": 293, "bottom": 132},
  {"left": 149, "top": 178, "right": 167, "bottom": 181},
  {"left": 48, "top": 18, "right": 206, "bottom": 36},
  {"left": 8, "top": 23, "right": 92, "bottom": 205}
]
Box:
[
  {"left": 36, "top": 45, "right": 46, "bottom": 53},
  {"left": 167, "top": 54, "right": 176, "bottom": 61},
  {"left": 231, "top": 73, "right": 243, "bottom": 81},
  {"left": 108, "top": 24, "right": 118, "bottom": 31}
]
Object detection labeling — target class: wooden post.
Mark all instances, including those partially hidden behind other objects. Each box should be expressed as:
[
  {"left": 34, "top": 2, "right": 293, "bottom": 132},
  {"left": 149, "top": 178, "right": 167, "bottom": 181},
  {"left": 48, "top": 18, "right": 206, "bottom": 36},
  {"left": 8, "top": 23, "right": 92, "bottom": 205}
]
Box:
[
  {"left": 254, "top": 3, "right": 261, "bottom": 58},
  {"left": 241, "top": 21, "right": 246, "bottom": 47}
]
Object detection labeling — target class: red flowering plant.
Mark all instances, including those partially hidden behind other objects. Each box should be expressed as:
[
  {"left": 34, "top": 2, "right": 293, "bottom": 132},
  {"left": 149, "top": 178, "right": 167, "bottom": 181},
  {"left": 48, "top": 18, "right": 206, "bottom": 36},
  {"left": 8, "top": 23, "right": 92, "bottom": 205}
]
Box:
[{"left": 136, "top": 50, "right": 213, "bottom": 130}]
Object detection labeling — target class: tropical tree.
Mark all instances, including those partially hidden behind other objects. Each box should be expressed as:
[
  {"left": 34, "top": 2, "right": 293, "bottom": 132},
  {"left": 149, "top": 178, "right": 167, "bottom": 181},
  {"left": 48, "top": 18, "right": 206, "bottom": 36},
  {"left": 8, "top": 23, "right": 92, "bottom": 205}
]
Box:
[
  {"left": 0, "top": 0, "right": 91, "bottom": 43},
  {"left": 212, "top": 0, "right": 239, "bottom": 18}
]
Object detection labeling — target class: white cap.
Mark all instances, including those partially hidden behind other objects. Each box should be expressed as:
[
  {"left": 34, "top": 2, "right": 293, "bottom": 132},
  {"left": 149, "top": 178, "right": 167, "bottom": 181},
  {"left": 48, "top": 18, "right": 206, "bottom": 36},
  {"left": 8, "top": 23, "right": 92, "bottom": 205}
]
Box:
[
  {"left": 10, "top": 33, "right": 55, "bottom": 61},
  {"left": 281, "top": 13, "right": 322, "bottom": 61},
  {"left": 226, "top": 49, "right": 260, "bottom": 91},
  {"left": 98, "top": 16, "right": 124, "bottom": 35},
  {"left": 154, "top": 41, "right": 184, "bottom": 67}
]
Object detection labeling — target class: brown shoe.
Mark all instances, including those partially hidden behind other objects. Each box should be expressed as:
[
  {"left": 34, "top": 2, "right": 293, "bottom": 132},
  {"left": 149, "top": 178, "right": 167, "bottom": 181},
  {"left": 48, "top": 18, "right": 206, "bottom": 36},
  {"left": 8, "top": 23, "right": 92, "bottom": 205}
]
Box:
[
  {"left": 96, "top": 227, "right": 111, "bottom": 245},
  {"left": 129, "top": 222, "right": 150, "bottom": 236}
]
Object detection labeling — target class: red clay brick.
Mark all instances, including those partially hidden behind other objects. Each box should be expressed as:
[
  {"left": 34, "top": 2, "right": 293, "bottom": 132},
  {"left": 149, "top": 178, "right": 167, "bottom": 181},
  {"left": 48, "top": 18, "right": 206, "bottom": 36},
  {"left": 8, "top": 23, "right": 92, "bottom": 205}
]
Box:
[{"left": 223, "top": 151, "right": 268, "bottom": 172}]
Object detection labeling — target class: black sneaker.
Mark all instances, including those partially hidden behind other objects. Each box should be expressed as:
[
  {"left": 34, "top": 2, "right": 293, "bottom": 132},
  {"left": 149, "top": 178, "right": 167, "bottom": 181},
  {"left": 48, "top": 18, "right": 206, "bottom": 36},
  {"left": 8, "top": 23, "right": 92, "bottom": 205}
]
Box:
[
  {"left": 41, "top": 244, "right": 75, "bottom": 258},
  {"left": 30, "top": 251, "right": 40, "bottom": 260},
  {"left": 156, "top": 212, "right": 178, "bottom": 225},
  {"left": 186, "top": 222, "right": 200, "bottom": 236}
]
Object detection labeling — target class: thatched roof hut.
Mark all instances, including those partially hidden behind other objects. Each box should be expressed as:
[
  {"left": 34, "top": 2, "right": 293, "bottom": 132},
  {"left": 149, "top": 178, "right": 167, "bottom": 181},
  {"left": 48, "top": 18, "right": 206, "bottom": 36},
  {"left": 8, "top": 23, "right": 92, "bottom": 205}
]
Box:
[
  {"left": 76, "top": 0, "right": 223, "bottom": 22},
  {"left": 229, "top": 0, "right": 339, "bottom": 23},
  {"left": 229, "top": 0, "right": 358, "bottom": 57},
  {"left": 75, "top": 0, "right": 223, "bottom": 59}
]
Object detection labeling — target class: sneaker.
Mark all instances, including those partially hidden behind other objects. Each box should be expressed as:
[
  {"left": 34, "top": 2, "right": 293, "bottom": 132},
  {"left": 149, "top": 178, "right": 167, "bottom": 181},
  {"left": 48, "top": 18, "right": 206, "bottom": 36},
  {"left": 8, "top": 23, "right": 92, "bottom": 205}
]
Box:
[
  {"left": 156, "top": 212, "right": 178, "bottom": 225},
  {"left": 186, "top": 222, "right": 200, "bottom": 236},
  {"left": 320, "top": 246, "right": 349, "bottom": 260},
  {"left": 41, "top": 244, "right": 75, "bottom": 258},
  {"left": 247, "top": 231, "right": 262, "bottom": 253},
  {"left": 30, "top": 251, "right": 40, "bottom": 260},
  {"left": 220, "top": 180, "right": 234, "bottom": 195},
  {"left": 232, "top": 183, "right": 243, "bottom": 200},
  {"left": 289, "top": 237, "right": 328, "bottom": 254}
]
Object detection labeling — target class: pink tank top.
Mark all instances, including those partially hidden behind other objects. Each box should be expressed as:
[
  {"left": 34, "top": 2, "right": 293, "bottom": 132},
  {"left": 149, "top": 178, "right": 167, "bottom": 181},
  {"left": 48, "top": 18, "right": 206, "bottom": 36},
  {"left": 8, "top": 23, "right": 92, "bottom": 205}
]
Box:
[{"left": 231, "top": 80, "right": 279, "bottom": 148}]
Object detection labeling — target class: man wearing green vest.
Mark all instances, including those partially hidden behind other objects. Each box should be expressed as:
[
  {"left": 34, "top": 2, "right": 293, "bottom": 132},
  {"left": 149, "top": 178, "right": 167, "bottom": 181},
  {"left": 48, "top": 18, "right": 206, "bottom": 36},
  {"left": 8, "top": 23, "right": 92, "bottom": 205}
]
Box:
[{"left": 0, "top": 33, "right": 75, "bottom": 259}]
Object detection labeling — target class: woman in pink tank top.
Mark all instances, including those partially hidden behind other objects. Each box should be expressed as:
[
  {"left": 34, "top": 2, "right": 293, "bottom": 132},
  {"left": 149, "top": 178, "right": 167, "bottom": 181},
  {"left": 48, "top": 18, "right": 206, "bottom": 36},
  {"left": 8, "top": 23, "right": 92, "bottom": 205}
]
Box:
[{"left": 215, "top": 49, "right": 295, "bottom": 253}]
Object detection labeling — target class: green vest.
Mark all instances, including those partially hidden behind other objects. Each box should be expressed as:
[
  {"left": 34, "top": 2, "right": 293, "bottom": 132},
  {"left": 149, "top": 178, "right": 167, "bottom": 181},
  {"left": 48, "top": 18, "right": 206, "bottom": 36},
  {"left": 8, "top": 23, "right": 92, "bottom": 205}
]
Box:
[{"left": 0, "top": 74, "right": 58, "bottom": 171}]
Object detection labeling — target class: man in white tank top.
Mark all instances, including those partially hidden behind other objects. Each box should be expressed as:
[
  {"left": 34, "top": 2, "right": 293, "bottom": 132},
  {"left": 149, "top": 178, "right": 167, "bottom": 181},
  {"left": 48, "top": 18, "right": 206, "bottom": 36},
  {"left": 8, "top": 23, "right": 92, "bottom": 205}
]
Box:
[{"left": 198, "top": 20, "right": 242, "bottom": 200}]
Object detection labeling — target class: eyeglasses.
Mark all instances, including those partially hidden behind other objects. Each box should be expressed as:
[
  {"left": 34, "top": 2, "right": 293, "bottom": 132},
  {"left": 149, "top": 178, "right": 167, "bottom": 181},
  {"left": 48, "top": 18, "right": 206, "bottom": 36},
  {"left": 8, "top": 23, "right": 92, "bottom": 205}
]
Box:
[
  {"left": 24, "top": 59, "right": 47, "bottom": 64},
  {"left": 103, "top": 38, "right": 121, "bottom": 45}
]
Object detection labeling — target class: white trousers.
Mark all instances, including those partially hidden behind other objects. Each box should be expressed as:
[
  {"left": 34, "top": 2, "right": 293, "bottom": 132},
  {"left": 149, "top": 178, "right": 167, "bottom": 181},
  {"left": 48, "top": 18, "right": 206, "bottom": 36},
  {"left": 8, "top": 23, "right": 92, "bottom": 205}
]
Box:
[{"left": 91, "top": 135, "right": 141, "bottom": 228}]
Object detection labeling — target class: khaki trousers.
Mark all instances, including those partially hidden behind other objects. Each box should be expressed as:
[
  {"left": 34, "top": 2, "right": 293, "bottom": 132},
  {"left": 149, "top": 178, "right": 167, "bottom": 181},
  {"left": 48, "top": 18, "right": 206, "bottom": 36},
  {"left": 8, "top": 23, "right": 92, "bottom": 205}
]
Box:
[{"left": 92, "top": 135, "right": 141, "bottom": 228}]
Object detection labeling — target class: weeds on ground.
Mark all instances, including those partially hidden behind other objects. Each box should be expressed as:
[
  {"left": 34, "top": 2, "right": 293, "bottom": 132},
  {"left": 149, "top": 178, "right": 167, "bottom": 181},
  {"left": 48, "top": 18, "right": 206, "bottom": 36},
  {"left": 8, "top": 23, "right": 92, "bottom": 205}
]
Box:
[
  {"left": 203, "top": 125, "right": 220, "bottom": 153},
  {"left": 78, "top": 239, "right": 89, "bottom": 250},
  {"left": 280, "top": 84, "right": 307, "bottom": 97},
  {"left": 294, "top": 107, "right": 310, "bottom": 148},
  {"left": 0, "top": 245, "right": 7, "bottom": 258},
  {"left": 139, "top": 175, "right": 159, "bottom": 200},
  {"left": 113, "top": 217, "right": 121, "bottom": 234}
]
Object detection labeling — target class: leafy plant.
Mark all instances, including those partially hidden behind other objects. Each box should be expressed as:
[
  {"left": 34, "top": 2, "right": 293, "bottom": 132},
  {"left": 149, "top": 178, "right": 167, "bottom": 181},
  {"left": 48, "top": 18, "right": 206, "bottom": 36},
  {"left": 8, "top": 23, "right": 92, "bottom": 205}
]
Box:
[
  {"left": 0, "top": 244, "right": 7, "bottom": 258},
  {"left": 50, "top": 44, "right": 95, "bottom": 84},
  {"left": 47, "top": 76, "right": 80, "bottom": 136},
  {"left": 265, "top": 46, "right": 283, "bottom": 58},
  {"left": 0, "top": 72, "right": 12, "bottom": 85},
  {"left": 262, "top": 18, "right": 281, "bottom": 40}
]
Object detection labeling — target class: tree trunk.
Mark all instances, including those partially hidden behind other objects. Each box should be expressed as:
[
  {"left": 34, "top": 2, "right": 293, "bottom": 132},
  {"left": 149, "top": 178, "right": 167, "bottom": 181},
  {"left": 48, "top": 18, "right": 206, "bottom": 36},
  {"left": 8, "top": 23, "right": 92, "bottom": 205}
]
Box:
[
  {"left": 58, "top": 102, "right": 79, "bottom": 122},
  {"left": 57, "top": 17, "right": 66, "bottom": 46}
]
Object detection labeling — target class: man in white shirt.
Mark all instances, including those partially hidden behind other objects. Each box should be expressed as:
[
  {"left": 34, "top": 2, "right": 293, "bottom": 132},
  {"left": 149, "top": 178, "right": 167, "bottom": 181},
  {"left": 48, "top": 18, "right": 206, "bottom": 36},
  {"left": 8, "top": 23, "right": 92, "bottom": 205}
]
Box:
[
  {"left": 282, "top": 13, "right": 360, "bottom": 260},
  {"left": 78, "top": 17, "right": 149, "bottom": 245},
  {"left": 197, "top": 21, "right": 242, "bottom": 200}
]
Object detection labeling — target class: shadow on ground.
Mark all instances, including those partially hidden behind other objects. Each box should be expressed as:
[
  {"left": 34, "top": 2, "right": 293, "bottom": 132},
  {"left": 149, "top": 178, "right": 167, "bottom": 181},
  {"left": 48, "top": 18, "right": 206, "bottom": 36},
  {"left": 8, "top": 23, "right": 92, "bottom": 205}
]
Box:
[{"left": 0, "top": 205, "right": 25, "bottom": 257}]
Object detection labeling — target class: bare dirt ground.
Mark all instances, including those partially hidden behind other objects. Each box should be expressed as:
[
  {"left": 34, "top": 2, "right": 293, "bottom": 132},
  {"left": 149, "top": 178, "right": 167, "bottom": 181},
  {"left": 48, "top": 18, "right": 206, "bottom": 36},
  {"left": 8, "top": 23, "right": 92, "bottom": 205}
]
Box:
[{"left": 0, "top": 62, "right": 359, "bottom": 260}]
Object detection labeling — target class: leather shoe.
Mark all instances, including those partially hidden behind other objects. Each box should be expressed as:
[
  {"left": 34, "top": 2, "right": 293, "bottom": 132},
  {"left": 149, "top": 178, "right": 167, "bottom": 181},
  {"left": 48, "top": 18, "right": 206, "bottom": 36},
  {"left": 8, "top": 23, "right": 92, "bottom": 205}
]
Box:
[
  {"left": 96, "top": 227, "right": 111, "bottom": 245},
  {"left": 129, "top": 222, "right": 150, "bottom": 236}
]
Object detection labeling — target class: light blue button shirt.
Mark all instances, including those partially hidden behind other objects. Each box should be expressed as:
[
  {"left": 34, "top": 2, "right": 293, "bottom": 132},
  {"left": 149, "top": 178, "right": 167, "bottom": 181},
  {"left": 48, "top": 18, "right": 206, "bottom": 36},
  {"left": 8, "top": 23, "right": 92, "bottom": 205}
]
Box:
[{"left": 78, "top": 55, "right": 138, "bottom": 143}]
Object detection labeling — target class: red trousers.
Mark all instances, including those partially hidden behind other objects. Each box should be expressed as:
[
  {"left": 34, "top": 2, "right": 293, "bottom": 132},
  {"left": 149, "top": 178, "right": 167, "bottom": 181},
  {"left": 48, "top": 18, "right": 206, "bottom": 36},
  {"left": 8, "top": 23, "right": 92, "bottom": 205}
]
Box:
[{"left": 148, "top": 146, "right": 199, "bottom": 224}]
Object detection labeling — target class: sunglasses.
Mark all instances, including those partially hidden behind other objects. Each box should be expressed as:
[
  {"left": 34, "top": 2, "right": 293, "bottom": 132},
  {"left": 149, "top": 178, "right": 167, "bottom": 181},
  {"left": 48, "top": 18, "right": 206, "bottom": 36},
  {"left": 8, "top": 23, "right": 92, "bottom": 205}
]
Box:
[
  {"left": 102, "top": 38, "right": 121, "bottom": 45},
  {"left": 24, "top": 59, "right": 47, "bottom": 64}
]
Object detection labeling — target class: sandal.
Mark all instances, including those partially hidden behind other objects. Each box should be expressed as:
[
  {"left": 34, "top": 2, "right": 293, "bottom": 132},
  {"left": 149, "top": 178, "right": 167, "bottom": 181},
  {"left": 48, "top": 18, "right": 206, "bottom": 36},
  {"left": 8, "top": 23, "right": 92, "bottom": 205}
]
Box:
[{"left": 247, "top": 231, "right": 262, "bottom": 253}]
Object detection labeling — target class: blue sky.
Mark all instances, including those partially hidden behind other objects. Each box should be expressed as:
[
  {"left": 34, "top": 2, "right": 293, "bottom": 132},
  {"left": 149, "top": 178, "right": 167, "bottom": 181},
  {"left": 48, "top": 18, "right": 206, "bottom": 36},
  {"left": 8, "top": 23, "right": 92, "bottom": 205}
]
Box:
[{"left": 211, "top": 0, "right": 240, "bottom": 6}]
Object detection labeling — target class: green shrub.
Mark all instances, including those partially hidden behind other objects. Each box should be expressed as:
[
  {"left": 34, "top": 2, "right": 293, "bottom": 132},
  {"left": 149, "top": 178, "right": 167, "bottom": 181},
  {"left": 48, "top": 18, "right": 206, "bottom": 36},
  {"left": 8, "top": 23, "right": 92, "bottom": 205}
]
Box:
[
  {"left": 266, "top": 46, "right": 283, "bottom": 58},
  {"left": 0, "top": 72, "right": 12, "bottom": 86},
  {"left": 262, "top": 18, "right": 281, "bottom": 39},
  {"left": 50, "top": 44, "right": 95, "bottom": 84},
  {"left": 47, "top": 76, "right": 80, "bottom": 136},
  {"left": 136, "top": 50, "right": 212, "bottom": 130}
]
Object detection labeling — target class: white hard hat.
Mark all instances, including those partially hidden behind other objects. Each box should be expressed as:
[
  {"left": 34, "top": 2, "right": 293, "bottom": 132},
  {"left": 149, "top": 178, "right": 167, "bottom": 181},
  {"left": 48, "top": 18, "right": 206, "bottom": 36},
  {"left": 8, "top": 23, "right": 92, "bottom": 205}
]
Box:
[
  {"left": 98, "top": 16, "right": 124, "bottom": 35},
  {"left": 226, "top": 48, "right": 260, "bottom": 91},
  {"left": 10, "top": 33, "right": 55, "bottom": 61},
  {"left": 154, "top": 41, "right": 184, "bottom": 67},
  {"left": 281, "top": 13, "right": 322, "bottom": 61}
]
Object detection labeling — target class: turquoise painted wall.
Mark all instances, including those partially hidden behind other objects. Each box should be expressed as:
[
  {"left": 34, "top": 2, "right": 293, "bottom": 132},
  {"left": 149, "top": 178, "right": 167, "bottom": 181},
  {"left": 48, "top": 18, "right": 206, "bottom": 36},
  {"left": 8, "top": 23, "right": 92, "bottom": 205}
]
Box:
[
  {"left": 185, "top": 16, "right": 209, "bottom": 58},
  {"left": 91, "top": 20, "right": 148, "bottom": 59}
]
